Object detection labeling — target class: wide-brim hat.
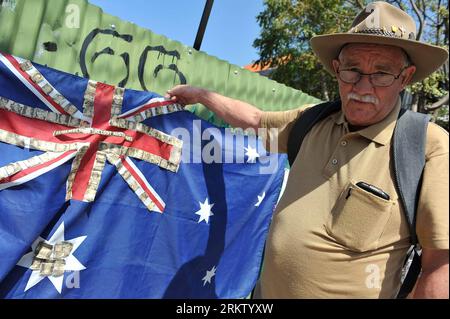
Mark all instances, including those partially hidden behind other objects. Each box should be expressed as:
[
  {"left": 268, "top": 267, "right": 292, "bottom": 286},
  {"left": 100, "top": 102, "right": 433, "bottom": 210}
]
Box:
[{"left": 310, "top": 1, "right": 449, "bottom": 83}]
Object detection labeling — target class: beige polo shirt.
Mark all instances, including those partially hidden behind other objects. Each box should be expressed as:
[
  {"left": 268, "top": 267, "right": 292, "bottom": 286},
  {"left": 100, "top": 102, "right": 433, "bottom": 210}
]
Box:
[{"left": 258, "top": 99, "right": 449, "bottom": 298}]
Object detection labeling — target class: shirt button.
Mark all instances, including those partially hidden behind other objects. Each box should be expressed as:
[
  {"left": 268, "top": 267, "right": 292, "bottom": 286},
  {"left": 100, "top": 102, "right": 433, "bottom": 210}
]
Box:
[
  {"left": 331, "top": 159, "right": 338, "bottom": 165},
  {"left": 341, "top": 140, "right": 347, "bottom": 146}
]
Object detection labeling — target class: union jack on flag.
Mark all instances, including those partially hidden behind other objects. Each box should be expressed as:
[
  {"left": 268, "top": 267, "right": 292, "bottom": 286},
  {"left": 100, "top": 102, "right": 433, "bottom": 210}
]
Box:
[{"left": 0, "top": 52, "right": 287, "bottom": 298}]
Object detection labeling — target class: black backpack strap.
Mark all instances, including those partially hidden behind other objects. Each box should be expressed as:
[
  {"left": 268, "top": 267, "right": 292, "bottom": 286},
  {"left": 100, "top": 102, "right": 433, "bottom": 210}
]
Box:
[
  {"left": 287, "top": 100, "right": 341, "bottom": 166},
  {"left": 393, "top": 109, "right": 429, "bottom": 244},
  {"left": 393, "top": 108, "right": 430, "bottom": 298},
  {"left": 397, "top": 247, "right": 422, "bottom": 298}
]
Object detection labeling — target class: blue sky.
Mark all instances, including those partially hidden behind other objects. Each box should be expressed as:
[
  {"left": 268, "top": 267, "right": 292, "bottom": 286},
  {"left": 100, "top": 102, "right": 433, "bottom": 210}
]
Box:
[{"left": 88, "top": 0, "right": 264, "bottom": 67}]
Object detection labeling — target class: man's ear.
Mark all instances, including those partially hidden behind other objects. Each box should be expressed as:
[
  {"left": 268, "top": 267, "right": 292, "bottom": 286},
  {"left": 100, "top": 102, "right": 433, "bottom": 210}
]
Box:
[
  {"left": 401, "top": 65, "right": 416, "bottom": 88},
  {"left": 332, "top": 59, "right": 340, "bottom": 74}
]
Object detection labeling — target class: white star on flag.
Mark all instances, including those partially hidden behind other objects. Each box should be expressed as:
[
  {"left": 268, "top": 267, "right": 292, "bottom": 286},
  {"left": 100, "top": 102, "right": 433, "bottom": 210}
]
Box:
[
  {"left": 16, "top": 222, "right": 87, "bottom": 293},
  {"left": 244, "top": 145, "right": 260, "bottom": 163},
  {"left": 255, "top": 192, "right": 266, "bottom": 207},
  {"left": 202, "top": 265, "right": 217, "bottom": 286},
  {"left": 195, "top": 198, "right": 214, "bottom": 224}
]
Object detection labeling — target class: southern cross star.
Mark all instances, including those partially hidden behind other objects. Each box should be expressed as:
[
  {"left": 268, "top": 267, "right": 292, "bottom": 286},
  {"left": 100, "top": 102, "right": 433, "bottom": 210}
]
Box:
[
  {"left": 195, "top": 198, "right": 215, "bottom": 224},
  {"left": 255, "top": 192, "right": 266, "bottom": 207},
  {"left": 202, "top": 265, "right": 217, "bottom": 286},
  {"left": 244, "top": 145, "right": 260, "bottom": 163}
]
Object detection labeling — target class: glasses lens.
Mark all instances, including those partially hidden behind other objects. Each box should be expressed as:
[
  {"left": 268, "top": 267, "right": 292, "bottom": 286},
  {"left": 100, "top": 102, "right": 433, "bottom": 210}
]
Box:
[
  {"left": 370, "top": 74, "right": 395, "bottom": 87},
  {"left": 339, "top": 70, "right": 359, "bottom": 84}
]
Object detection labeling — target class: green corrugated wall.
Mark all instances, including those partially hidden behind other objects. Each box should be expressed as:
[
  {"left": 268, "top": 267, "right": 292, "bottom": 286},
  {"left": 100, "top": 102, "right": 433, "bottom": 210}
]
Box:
[{"left": 0, "top": 0, "right": 321, "bottom": 126}]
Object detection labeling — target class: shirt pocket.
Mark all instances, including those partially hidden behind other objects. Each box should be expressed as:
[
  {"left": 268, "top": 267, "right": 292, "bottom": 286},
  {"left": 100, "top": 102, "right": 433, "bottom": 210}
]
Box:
[{"left": 325, "top": 180, "right": 394, "bottom": 252}]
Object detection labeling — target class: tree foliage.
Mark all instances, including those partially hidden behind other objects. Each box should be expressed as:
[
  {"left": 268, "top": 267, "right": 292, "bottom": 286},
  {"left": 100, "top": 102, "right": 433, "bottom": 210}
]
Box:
[{"left": 253, "top": 0, "right": 449, "bottom": 127}]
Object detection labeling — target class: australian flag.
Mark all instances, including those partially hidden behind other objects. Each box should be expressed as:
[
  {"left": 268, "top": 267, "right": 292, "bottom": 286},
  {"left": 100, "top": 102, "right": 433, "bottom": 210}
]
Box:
[{"left": 0, "top": 52, "right": 287, "bottom": 298}]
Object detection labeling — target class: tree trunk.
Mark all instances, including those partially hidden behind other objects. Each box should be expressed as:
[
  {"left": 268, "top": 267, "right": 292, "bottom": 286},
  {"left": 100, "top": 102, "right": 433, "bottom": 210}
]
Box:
[
  {"left": 411, "top": 93, "right": 419, "bottom": 112},
  {"left": 418, "top": 94, "right": 427, "bottom": 113},
  {"left": 321, "top": 75, "right": 330, "bottom": 101},
  {"left": 409, "top": 0, "right": 424, "bottom": 40}
]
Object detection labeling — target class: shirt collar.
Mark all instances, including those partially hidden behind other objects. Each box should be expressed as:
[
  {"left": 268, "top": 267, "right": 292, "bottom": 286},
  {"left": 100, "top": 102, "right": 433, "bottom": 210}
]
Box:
[
  {"left": 334, "top": 110, "right": 346, "bottom": 125},
  {"left": 333, "top": 97, "right": 402, "bottom": 146}
]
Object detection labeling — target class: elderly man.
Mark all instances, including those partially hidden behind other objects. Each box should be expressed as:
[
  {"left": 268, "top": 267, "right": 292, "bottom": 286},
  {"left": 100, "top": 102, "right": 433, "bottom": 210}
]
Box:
[{"left": 166, "top": 2, "right": 448, "bottom": 298}]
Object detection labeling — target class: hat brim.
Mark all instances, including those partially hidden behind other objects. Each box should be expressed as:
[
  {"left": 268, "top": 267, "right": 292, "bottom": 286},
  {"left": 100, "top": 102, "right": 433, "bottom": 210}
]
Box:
[{"left": 311, "top": 33, "right": 449, "bottom": 83}]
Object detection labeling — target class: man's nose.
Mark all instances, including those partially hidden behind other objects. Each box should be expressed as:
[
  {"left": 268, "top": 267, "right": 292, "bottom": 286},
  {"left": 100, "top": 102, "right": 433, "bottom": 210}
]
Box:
[{"left": 353, "top": 74, "right": 375, "bottom": 94}]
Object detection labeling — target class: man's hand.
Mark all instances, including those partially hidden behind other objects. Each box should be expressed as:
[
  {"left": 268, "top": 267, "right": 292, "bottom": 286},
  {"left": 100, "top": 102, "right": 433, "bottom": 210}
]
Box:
[{"left": 165, "top": 85, "right": 205, "bottom": 106}]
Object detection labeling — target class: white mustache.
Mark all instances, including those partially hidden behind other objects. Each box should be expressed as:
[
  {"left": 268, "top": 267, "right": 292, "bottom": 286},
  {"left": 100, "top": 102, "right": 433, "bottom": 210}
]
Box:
[{"left": 347, "top": 92, "right": 379, "bottom": 105}]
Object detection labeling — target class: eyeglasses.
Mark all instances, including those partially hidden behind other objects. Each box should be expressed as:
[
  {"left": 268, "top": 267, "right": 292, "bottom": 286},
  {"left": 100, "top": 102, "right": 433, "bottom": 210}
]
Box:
[{"left": 336, "top": 66, "right": 409, "bottom": 87}]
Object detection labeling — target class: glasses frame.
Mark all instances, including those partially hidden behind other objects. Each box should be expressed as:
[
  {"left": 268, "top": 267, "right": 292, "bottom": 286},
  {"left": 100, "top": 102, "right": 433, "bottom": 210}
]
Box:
[{"left": 336, "top": 66, "right": 409, "bottom": 87}]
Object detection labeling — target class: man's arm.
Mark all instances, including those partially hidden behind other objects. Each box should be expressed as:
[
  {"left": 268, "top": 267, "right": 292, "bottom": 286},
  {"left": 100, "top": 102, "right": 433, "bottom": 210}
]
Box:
[
  {"left": 166, "top": 85, "right": 263, "bottom": 131},
  {"left": 412, "top": 248, "right": 449, "bottom": 298}
]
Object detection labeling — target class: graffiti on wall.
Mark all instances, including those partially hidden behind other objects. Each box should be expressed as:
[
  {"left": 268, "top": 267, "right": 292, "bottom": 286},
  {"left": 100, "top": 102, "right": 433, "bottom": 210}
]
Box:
[
  {"left": 79, "top": 28, "right": 187, "bottom": 90},
  {"left": 39, "top": 27, "right": 188, "bottom": 91}
]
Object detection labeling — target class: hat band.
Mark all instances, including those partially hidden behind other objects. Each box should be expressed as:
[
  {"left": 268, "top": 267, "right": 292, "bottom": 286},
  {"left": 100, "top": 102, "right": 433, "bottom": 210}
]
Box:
[{"left": 352, "top": 28, "right": 400, "bottom": 38}]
